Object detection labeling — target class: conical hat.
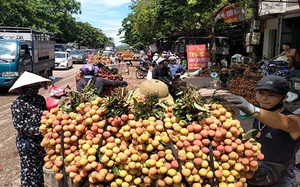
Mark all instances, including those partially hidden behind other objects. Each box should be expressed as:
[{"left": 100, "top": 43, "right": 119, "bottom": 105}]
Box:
[
  {"left": 9, "top": 71, "right": 52, "bottom": 92},
  {"left": 133, "top": 79, "right": 173, "bottom": 102}
]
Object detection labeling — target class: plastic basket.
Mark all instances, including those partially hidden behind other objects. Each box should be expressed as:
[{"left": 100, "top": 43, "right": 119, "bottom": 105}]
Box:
[
  {"left": 43, "top": 166, "right": 84, "bottom": 187},
  {"left": 43, "top": 167, "right": 63, "bottom": 187}
]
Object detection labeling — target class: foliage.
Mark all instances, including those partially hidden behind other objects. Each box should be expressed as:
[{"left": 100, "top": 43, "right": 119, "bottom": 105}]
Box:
[
  {"left": 104, "top": 90, "right": 133, "bottom": 117},
  {"left": 119, "top": 0, "right": 253, "bottom": 47},
  {"left": 0, "top": 0, "right": 112, "bottom": 47},
  {"left": 173, "top": 86, "right": 210, "bottom": 122},
  {"left": 58, "top": 79, "right": 98, "bottom": 113},
  {"left": 132, "top": 94, "right": 166, "bottom": 121},
  {"left": 75, "top": 22, "right": 111, "bottom": 48},
  {"left": 116, "top": 44, "right": 130, "bottom": 51}
]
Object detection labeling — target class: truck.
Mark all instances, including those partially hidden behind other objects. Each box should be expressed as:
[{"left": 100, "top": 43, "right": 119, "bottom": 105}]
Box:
[{"left": 0, "top": 26, "right": 55, "bottom": 89}]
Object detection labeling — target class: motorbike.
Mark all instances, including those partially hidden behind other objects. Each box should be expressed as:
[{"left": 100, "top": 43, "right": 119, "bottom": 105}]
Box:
[
  {"left": 46, "top": 84, "right": 71, "bottom": 110},
  {"left": 135, "top": 60, "right": 151, "bottom": 79},
  {"left": 260, "top": 58, "right": 291, "bottom": 80}
]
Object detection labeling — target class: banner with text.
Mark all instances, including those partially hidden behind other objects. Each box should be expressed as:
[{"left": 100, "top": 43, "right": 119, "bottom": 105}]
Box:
[
  {"left": 215, "top": 3, "right": 244, "bottom": 23},
  {"left": 186, "top": 44, "right": 209, "bottom": 70}
]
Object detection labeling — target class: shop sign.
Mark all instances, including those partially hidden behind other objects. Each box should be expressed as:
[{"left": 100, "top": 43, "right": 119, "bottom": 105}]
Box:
[
  {"left": 186, "top": 44, "right": 210, "bottom": 70},
  {"left": 215, "top": 3, "right": 244, "bottom": 23}
]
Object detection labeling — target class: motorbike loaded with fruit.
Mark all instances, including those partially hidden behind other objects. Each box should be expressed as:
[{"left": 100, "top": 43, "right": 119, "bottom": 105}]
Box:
[{"left": 40, "top": 75, "right": 264, "bottom": 187}]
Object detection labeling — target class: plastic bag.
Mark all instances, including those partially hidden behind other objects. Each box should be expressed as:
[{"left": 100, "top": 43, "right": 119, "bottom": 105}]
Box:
[
  {"left": 146, "top": 70, "right": 152, "bottom": 80},
  {"left": 286, "top": 91, "right": 298, "bottom": 103},
  {"left": 247, "top": 161, "right": 285, "bottom": 186}
]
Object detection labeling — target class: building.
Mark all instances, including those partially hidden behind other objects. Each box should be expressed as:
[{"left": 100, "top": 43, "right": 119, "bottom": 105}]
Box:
[{"left": 259, "top": 0, "right": 300, "bottom": 59}]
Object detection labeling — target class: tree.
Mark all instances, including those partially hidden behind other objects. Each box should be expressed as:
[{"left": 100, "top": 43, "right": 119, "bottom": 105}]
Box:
[
  {"left": 0, "top": 0, "right": 112, "bottom": 46},
  {"left": 0, "top": 0, "right": 81, "bottom": 42},
  {"left": 0, "top": 0, "right": 37, "bottom": 27},
  {"left": 120, "top": 0, "right": 252, "bottom": 52},
  {"left": 75, "top": 22, "right": 111, "bottom": 48}
]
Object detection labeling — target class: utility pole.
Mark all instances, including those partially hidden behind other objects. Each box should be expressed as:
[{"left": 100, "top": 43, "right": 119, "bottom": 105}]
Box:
[
  {"left": 250, "top": 0, "right": 260, "bottom": 63},
  {"left": 210, "top": 0, "right": 216, "bottom": 65}
]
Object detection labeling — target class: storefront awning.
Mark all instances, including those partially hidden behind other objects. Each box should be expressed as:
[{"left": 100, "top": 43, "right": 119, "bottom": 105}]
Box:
[{"left": 280, "top": 8, "right": 300, "bottom": 19}]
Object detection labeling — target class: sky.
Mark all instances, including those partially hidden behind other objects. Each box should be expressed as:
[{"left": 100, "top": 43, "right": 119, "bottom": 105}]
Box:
[{"left": 75, "top": 0, "right": 132, "bottom": 46}]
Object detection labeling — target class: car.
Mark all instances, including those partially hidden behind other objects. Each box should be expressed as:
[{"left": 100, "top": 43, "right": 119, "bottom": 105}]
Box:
[
  {"left": 55, "top": 44, "right": 65, "bottom": 52},
  {"left": 54, "top": 52, "right": 73, "bottom": 70},
  {"left": 70, "top": 49, "right": 87, "bottom": 64}
]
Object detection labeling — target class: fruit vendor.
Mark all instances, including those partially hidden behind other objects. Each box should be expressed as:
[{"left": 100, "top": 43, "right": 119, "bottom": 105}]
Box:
[
  {"left": 219, "top": 68, "right": 230, "bottom": 89},
  {"left": 9, "top": 71, "right": 52, "bottom": 187},
  {"left": 77, "top": 64, "right": 128, "bottom": 95},
  {"left": 226, "top": 75, "right": 300, "bottom": 187}
]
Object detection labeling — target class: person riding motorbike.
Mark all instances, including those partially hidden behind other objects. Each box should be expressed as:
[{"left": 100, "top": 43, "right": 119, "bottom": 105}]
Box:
[
  {"left": 76, "top": 64, "right": 128, "bottom": 96},
  {"left": 168, "top": 55, "right": 186, "bottom": 80},
  {"left": 152, "top": 57, "right": 186, "bottom": 99},
  {"left": 152, "top": 57, "right": 172, "bottom": 82}
]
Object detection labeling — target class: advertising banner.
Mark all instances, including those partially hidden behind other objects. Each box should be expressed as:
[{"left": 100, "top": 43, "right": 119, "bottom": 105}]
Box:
[
  {"left": 186, "top": 44, "right": 210, "bottom": 70},
  {"left": 215, "top": 3, "right": 243, "bottom": 23}
]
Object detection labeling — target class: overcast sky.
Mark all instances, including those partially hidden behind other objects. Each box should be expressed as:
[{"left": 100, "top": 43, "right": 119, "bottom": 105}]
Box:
[{"left": 75, "top": 0, "right": 132, "bottom": 46}]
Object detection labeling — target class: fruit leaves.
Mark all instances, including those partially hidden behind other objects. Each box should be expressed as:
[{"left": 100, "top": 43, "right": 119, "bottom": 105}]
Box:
[
  {"left": 132, "top": 94, "right": 165, "bottom": 121},
  {"left": 173, "top": 86, "right": 209, "bottom": 122}
]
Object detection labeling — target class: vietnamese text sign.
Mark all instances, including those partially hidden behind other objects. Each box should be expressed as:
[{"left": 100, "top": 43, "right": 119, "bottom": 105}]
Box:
[
  {"left": 186, "top": 44, "right": 210, "bottom": 70},
  {"left": 215, "top": 3, "right": 243, "bottom": 23}
]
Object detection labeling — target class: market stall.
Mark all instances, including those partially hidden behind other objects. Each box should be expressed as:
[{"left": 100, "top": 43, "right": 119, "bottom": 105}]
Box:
[
  {"left": 41, "top": 82, "right": 264, "bottom": 187},
  {"left": 227, "top": 67, "right": 263, "bottom": 104}
]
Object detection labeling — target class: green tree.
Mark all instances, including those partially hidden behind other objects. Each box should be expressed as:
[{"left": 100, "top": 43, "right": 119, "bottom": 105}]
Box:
[
  {"left": 0, "top": 0, "right": 113, "bottom": 46},
  {"left": 75, "top": 22, "right": 111, "bottom": 48},
  {"left": 120, "top": 0, "right": 252, "bottom": 50},
  {"left": 0, "top": 0, "right": 37, "bottom": 27}
]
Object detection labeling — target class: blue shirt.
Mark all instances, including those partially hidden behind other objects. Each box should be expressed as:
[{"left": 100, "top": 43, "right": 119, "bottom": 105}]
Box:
[{"left": 168, "top": 64, "right": 186, "bottom": 78}]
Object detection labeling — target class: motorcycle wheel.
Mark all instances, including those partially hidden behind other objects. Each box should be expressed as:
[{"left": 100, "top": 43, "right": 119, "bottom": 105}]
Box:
[{"left": 135, "top": 69, "right": 146, "bottom": 79}]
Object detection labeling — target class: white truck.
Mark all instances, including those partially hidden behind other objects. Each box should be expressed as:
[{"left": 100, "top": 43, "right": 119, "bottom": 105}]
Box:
[{"left": 0, "top": 26, "right": 55, "bottom": 89}]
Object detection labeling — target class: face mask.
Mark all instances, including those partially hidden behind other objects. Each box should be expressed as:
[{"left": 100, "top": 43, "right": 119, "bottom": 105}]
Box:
[
  {"left": 23, "top": 85, "right": 41, "bottom": 96},
  {"left": 258, "top": 94, "right": 286, "bottom": 111}
]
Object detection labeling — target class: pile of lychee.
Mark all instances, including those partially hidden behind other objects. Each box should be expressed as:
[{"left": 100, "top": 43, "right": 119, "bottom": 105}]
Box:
[{"left": 40, "top": 97, "right": 264, "bottom": 187}]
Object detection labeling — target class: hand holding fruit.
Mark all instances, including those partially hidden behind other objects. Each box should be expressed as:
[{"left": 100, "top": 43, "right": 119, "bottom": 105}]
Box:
[{"left": 226, "top": 94, "right": 255, "bottom": 116}]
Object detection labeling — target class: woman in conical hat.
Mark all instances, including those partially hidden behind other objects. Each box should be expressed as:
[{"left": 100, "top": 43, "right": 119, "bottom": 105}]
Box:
[{"left": 10, "top": 71, "right": 51, "bottom": 187}]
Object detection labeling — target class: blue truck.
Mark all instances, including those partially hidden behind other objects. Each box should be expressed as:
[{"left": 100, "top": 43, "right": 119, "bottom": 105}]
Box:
[{"left": 0, "top": 26, "right": 55, "bottom": 89}]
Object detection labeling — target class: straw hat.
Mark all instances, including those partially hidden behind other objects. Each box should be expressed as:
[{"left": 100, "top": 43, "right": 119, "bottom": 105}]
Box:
[
  {"left": 132, "top": 79, "right": 173, "bottom": 102},
  {"left": 9, "top": 71, "right": 52, "bottom": 92},
  {"left": 221, "top": 68, "right": 229, "bottom": 72}
]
